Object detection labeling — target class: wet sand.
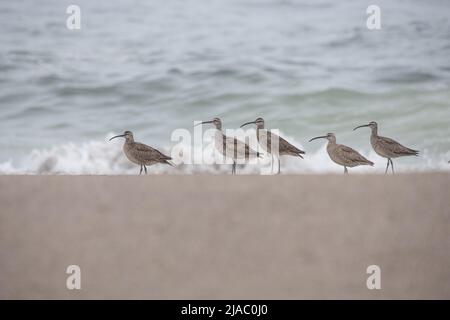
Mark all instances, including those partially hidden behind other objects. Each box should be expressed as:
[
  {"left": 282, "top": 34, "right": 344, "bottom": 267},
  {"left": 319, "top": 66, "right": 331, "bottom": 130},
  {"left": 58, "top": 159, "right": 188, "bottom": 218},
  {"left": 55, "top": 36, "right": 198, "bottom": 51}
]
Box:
[{"left": 0, "top": 174, "right": 449, "bottom": 299}]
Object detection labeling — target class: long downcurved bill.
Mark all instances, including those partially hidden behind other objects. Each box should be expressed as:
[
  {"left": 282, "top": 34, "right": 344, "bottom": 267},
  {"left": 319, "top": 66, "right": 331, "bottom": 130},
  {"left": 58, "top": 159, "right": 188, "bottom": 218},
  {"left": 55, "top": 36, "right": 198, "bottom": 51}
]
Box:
[
  {"left": 240, "top": 121, "right": 256, "bottom": 128},
  {"left": 309, "top": 136, "right": 327, "bottom": 142},
  {"left": 109, "top": 134, "right": 125, "bottom": 141},
  {"left": 194, "top": 120, "right": 213, "bottom": 127},
  {"left": 353, "top": 124, "right": 370, "bottom": 131}
]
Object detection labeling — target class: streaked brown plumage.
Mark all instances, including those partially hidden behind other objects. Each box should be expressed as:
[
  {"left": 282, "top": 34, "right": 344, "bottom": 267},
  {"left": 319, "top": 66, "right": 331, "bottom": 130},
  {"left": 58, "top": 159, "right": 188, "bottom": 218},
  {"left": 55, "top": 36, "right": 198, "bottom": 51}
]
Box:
[
  {"left": 196, "top": 118, "right": 260, "bottom": 174},
  {"left": 109, "top": 131, "right": 172, "bottom": 174},
  {"left": 354, "top": 121, "right": 419, "bottom": 174},
  {"left": 241, "top": 117, "right": 305, "bottom": 174},
  {"left": 309, "top": 133, "right": 374, "bottom": 174}
]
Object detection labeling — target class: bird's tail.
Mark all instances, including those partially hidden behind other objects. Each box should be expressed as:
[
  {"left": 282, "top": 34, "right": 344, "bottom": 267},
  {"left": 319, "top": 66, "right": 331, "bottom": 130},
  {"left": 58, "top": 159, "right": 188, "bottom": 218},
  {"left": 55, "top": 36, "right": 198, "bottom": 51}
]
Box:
[
  {"left": 165, "top": 160, "right": 175, "bottom": 166},
  {"left": 163, "top": 157, "right": 175, "bottom": 166},
  {"left": 362, "top": 158, "right": 374, "bottom": 166}
]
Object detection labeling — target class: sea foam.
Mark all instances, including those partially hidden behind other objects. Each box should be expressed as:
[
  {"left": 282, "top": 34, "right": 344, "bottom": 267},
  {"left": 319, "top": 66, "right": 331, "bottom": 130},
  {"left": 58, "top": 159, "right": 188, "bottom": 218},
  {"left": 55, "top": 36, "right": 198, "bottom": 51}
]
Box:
[{"left": 0, "top": 133, "right": 449, "bottom": 175}]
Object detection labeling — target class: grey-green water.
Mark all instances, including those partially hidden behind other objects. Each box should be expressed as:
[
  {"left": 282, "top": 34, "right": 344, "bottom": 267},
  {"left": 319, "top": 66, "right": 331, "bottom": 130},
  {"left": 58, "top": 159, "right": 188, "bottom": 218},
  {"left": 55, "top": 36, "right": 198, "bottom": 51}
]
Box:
[{"left": 0, "top": 0, "right": 449, "bottom": 173}]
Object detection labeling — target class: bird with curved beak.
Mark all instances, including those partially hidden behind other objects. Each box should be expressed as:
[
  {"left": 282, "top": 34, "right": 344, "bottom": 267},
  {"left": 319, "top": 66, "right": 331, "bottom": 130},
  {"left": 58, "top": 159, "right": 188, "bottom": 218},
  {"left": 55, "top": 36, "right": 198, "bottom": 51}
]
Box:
[
  {"left": 109, "top": 130, "right": 172, "bottom": 175},
  {"left": 195, "top": 117, "right": 260, "bottom": 174},
  {"left": 309, "top": 133, "right": 374, "bottom": 174},
  {"left": 241, "top": 117, "right": 305, "bottom": 174},
  {"left": 353, "top": 121, "right": 419, "bottom": 174}
]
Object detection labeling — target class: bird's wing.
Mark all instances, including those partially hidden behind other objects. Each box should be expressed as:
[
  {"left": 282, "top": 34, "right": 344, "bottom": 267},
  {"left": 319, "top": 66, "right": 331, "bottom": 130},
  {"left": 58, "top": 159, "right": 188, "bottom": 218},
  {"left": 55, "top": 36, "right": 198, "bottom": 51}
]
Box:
[
  {"left": 133, "top": 142, "right": 172, "bottom": 161},
  {"left": 278, "top": 134, "right": 305, "bottom": 154},
  {"left": 262, "top": 131, "right": 305, "bottom": 155},
  {"left": 377, "top": 136, "right": 418, "bottom": 155},
  {"left": 223, "top": 135, "right": 258, "bottom": 158},
  {"left": 338, "top": 144, "right": 373, "bottom": 164}
]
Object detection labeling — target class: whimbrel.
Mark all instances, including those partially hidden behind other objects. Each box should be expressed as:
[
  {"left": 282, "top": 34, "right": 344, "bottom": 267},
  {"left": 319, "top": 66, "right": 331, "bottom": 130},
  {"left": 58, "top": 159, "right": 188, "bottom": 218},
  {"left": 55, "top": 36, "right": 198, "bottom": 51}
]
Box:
[
  {"left": 240, "top": 117, "right": 305, "bottom": 174},
  {"left": 353, "top": 121, "right": 419, "bottom": 174},
  {"left": 309, "top": 133, "right": 374, "bottom": 174},
  {"left": 109, "top": 131, "right": 172, "bottom": 174},
  {"left": 196, "top": 118, "right": 260, "bottom": 174}
]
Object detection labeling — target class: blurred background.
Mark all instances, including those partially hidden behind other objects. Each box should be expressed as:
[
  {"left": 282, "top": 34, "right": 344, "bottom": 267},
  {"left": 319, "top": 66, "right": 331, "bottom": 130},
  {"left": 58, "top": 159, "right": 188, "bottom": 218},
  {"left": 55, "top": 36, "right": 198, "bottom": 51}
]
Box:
[{"left": 0, "top": 0, "right": 449, "bottom": 174}]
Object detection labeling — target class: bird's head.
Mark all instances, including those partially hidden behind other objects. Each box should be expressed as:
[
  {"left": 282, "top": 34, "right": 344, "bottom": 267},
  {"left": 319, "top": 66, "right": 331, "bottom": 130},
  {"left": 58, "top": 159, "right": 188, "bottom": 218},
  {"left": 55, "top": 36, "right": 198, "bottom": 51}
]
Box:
[
  {"left": 309, "top": 133, "right": 336, "bottom": 143},
  {"left": 195, "top": 117, "right": 222, "bottom": 130},
  {"left": 353, "top": 121, "right": 378, "bottom": 132},
  {"left": 240, "top": 117, "right": 265, "bottom": 129},
  {"left": 109, "top": 130, "right": 134, "bottom": 142}
]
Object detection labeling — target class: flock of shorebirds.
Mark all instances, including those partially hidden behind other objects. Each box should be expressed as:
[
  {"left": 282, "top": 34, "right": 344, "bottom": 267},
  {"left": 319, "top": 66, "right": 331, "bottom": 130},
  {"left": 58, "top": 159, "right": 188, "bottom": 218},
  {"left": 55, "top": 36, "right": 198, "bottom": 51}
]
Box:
[{"left": 109, "top": 118, "right": 420, "bottom": 175}]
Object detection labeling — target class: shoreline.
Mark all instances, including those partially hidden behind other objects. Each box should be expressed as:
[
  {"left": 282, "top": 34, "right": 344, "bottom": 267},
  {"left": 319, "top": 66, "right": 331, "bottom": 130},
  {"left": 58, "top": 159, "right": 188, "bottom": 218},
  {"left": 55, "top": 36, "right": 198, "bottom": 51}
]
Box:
[{"left": 1, "top": 173, "right": 449, "bottom": 299}]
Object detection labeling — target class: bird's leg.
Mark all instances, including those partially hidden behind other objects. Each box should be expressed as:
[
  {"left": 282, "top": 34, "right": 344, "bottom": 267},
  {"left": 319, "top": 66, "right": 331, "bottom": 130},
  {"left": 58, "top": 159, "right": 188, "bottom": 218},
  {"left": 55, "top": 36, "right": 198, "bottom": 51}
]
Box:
[
  {"left": 271, "top": 154, "right": 274, "bottom": 174},
  {"left": 139, "top": 165, "right": 143, "bottom": 175},
  {"left": 390, "top": 158, "right": 395, "bottom": 174},
  {"left": 232, "top": 161, "right": 236, "bottom": 175},
  {"left": 344, "top": 166, "right": 348, "bottom": 174},
  {"left": 144, "top": 165, "right": 147, "bottom": 174},
  {"left": 385, "top": 159, "right": 390, "bottom": 174},
  {"left": 277, "top": 156, "right": 281, "bottom": 175}
]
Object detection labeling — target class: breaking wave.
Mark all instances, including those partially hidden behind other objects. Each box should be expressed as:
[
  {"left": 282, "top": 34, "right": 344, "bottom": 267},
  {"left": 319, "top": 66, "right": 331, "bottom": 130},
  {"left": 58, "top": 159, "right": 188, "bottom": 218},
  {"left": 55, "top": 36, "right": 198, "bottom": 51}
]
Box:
[{"left": 1, "top": 133, "right": 449, "bottom": 175}]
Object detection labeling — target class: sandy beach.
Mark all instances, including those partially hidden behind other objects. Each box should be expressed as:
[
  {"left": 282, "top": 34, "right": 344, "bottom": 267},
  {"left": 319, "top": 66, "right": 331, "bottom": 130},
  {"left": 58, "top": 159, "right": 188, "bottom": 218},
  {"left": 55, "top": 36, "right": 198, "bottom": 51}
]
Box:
[{"left": 0, "top": 173, "right": 449, "bottom": 299}]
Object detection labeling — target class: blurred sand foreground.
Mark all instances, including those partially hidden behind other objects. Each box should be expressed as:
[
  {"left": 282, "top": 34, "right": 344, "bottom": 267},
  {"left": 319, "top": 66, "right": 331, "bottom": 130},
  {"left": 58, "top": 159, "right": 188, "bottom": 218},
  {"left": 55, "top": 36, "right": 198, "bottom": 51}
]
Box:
[{"left": 0, "top": 174, "right": 449, "bottom": 299}]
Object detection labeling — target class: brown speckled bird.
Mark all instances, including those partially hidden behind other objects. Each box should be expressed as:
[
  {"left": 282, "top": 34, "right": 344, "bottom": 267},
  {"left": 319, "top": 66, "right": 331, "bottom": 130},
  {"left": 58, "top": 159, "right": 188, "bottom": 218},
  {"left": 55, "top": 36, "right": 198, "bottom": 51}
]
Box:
[
  {"left": 309, "top": 133, "right": 374, "bottom": 174},
  {"left": 109, "top": 131, "right": 172, "bottom": 174},
  {"left": 240, "top": 117, "right": 305, "bottom": 174},
  {"left": 196, "top": 118, "right": 260, "bottom": 174},
  {"left": 353, "top": 121, "right": 419, "bottom": 174}
]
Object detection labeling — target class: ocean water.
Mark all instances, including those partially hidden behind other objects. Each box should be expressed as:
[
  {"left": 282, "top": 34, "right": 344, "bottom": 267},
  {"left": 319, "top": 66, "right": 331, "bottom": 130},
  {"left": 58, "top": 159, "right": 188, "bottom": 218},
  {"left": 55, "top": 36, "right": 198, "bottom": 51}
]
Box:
[{"left": 0, "top": 0, "right": 449, "bottom": 174}]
